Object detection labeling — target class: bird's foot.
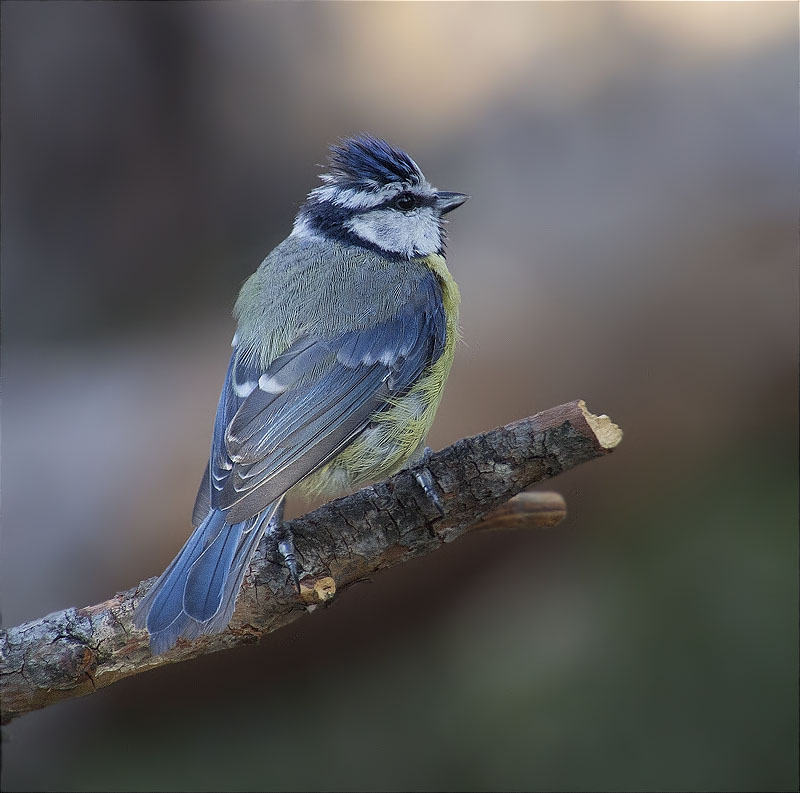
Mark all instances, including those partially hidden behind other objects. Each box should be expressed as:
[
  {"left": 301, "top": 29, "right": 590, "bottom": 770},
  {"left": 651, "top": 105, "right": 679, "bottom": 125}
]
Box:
[
  {"left": 414, "top": 446, "right": 445, "bottom": 518},
  {"left": 264, "top": 504, "right": 301, "bottom": 593}
]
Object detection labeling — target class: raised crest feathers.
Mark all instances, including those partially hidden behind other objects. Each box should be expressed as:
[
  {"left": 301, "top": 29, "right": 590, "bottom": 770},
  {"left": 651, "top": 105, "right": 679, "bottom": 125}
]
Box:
[{"left": 320, "top": 135, "right": 424, "bottom": 189}]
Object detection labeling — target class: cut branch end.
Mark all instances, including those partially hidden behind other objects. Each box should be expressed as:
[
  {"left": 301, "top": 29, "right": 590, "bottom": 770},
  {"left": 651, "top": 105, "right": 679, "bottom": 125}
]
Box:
[{"left": 579, "top": 400, "right": 623, "bottom": 450}]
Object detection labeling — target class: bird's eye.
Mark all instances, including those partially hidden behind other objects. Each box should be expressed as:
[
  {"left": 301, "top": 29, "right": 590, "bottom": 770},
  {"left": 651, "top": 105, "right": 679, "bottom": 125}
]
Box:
[{"left": 394, "top": 192, "right": 417, "bottom": 211}]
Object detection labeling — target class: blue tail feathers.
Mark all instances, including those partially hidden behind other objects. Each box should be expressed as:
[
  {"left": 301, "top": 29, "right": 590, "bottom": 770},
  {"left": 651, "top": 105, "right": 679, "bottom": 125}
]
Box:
[{"left": 133, "top": 503, "right": 280, "bottom": 655}]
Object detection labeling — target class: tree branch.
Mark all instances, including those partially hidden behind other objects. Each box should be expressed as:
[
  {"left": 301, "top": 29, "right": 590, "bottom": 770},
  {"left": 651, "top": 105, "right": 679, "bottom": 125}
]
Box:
[{"left": 0, "top": 399, "right": 621, "bottom": 724}]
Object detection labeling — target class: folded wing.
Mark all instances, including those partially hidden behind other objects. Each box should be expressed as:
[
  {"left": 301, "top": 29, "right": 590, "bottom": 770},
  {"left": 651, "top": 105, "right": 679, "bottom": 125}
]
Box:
[{"left": 192, "top": 274, "right": 447, "bottom": 525}]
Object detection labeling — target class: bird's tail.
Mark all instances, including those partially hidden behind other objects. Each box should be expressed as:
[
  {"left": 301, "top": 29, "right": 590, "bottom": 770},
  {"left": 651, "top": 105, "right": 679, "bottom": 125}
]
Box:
[{"left": 133, "top": 502, "right": 280, "bottom": 655}]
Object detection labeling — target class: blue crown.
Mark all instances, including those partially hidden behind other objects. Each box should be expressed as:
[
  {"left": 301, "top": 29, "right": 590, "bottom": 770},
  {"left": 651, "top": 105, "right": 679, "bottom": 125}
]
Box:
[{"left": 324, "top": 135, "right": 424, "bottom": 189}]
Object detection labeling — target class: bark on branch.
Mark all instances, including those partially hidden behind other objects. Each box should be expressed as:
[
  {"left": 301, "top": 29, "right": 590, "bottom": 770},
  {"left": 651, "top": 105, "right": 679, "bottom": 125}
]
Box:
[{"left": 0, "top": 399, "right": 621, "bottom": 724}]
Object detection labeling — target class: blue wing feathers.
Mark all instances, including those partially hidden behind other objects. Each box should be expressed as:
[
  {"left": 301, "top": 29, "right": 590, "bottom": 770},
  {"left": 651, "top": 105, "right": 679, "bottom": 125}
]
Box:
[
  {"left": 211, "top": 270, "right": 446, "bottom": 521},
  {"left": 221, "top": 363, "right": 388, "bottom": 513},
  {"left": 265, "top": 337, "right": 331, "bottom": 387}
]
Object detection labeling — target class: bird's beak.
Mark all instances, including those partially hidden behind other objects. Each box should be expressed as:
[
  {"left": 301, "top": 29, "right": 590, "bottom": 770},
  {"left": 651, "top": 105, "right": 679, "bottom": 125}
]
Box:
[{"left": 436, "top": 191, "right": 470, "bottom": 215}]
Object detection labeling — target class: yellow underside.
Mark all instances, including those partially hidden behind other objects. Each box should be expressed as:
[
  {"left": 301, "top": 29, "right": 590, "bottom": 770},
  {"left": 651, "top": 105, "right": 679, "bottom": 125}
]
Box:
[{"left": 300, "top": 253, "right": 460, "bottom": 497}]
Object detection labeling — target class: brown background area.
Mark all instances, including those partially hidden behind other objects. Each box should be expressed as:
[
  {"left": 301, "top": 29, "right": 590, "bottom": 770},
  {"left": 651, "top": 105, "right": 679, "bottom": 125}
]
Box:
[{"left": 1, "top": 3, "right": 797, "bottom": 790}]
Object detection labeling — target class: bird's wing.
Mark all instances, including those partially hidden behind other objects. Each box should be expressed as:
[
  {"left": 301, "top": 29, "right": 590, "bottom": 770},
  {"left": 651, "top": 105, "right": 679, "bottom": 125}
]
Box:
[
  {"left": 191, "top": 345, "right": 264, "bottom": 525},
  {"left": 192, "top": 274, "right": 447, "bottom": 525}
]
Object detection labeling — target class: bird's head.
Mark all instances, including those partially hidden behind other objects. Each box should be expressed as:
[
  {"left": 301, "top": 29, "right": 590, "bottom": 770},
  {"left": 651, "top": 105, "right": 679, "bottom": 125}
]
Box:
[{"left": 293, "top": 135, "right": 468, "bottom": 259}]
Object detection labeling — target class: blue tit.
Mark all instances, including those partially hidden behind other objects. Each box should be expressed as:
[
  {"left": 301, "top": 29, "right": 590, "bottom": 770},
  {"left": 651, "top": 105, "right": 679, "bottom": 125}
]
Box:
[{"left": 133, "top": 135, "right": 468, "bottom": 654}]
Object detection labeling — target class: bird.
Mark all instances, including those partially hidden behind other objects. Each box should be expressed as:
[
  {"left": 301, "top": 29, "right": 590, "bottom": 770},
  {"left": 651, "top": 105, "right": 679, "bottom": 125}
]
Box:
[{"left": 132, "top": 135, "right": 468, "bottom": 654}]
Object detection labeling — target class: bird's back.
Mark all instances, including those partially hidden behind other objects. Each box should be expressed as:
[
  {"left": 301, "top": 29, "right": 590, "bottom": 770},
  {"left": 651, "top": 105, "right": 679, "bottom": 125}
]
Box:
[{"left": 234, "top": 235, "right": 439, "bottom": 368}]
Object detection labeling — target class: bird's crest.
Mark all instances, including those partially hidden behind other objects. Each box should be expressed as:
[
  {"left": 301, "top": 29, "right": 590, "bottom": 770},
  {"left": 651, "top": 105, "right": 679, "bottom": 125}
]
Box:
[{"left": 320, "top": 135, "right": 424, "bottom": 189}]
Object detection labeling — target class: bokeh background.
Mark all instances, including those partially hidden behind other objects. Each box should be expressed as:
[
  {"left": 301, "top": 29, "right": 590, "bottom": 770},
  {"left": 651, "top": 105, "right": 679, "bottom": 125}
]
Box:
[{"left": 1, "top": 2, "right": 797, "bottom": 791}]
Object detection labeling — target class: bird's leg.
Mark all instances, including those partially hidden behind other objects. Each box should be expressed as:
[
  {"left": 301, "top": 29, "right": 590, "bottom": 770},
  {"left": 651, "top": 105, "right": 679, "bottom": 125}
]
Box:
[
  {"left": 413, "top": 446, "right": 445, "bottom": 518},
  {"left": 276, "top": 529, "right": 300, "bottom": 594},
  {"left": 263, "top": 499, "right": 301, "bottom": 593}
]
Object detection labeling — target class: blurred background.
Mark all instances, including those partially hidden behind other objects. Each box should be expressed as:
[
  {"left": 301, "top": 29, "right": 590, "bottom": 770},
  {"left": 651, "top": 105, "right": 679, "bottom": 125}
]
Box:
[{"left": 1, "top": 2, "right": 797, "bottom": 791}]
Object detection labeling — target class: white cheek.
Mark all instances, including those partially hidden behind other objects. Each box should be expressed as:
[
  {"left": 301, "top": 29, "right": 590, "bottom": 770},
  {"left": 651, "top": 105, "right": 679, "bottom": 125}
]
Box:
[{"left": 346, "top": 207, "right": 440, "bottom": 257}]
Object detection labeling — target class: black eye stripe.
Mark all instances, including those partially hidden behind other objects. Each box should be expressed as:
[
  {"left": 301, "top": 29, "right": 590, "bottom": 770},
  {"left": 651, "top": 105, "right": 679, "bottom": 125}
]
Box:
[{"left": 352, "top": 192, "right": 435, "bottom": 214}]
